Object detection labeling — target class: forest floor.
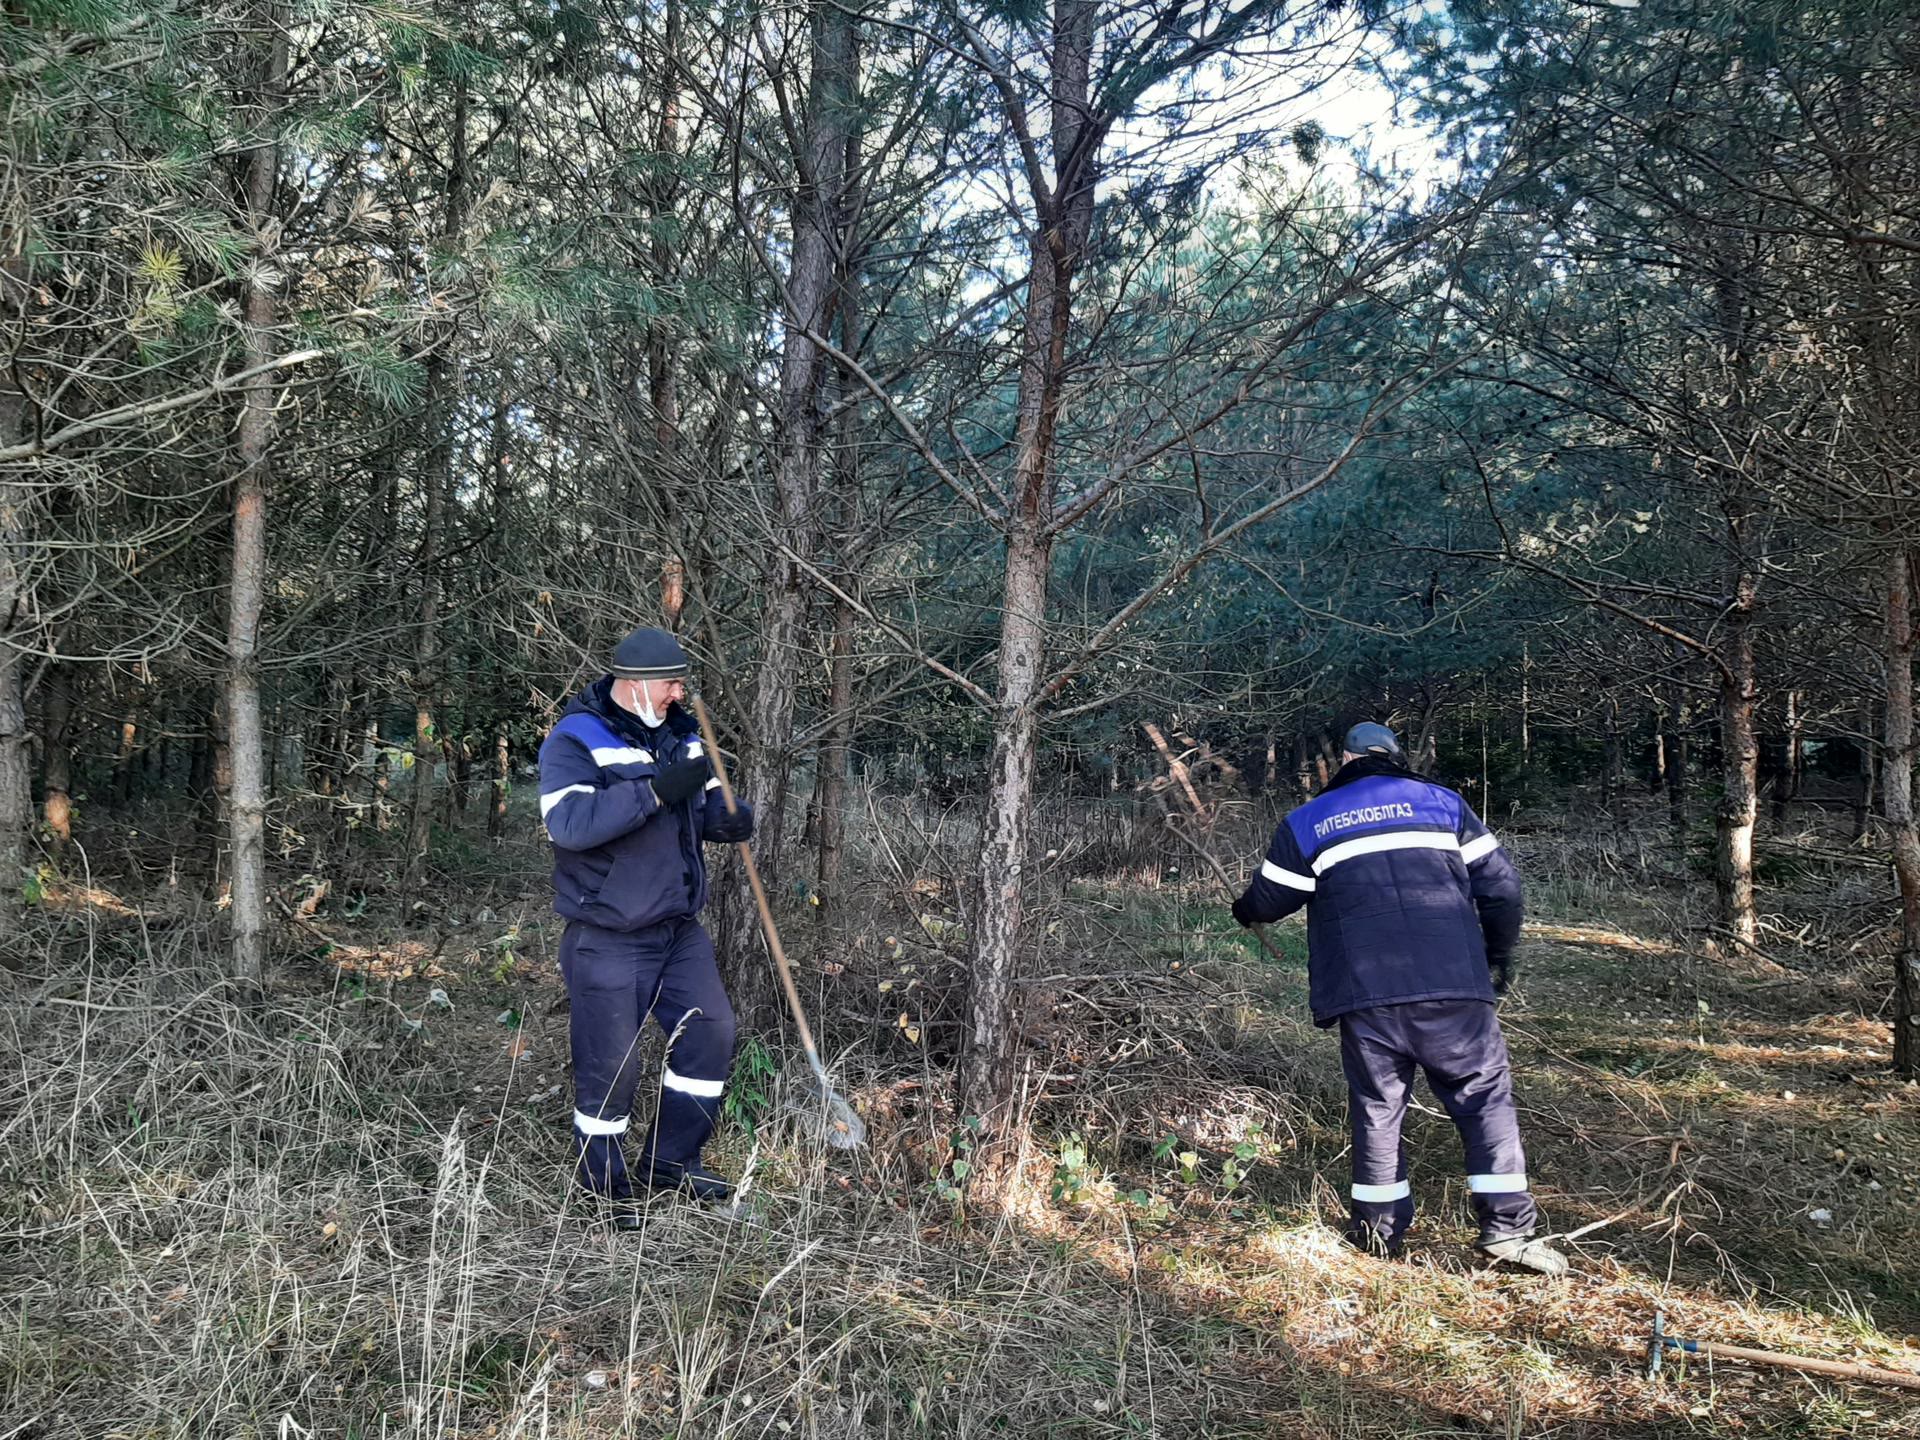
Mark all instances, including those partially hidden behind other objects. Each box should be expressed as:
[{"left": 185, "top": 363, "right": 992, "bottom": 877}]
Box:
[{"left": 2, "top": 793, "right": 1917, "bottom": 1438}]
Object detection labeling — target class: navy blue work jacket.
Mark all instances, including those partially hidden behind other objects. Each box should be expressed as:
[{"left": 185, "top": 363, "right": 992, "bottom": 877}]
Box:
[
  {"left": 537, "top": 678, "right": 753, "bottom": 932},
  {"left": 1236, "top": 757, "right": 1523, "bottom": 1026}
]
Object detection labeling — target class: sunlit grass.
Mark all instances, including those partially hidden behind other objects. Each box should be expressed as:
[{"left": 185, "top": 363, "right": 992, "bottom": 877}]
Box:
[{"left": 6, "top": 822, "right": 1919, "bottom": 1438}]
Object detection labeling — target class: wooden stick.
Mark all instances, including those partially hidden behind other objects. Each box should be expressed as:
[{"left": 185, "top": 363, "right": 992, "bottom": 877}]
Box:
[
  {"left": 690, "top": 695, "right": 823, "bottom": 1069},
  {"left": 1658, "top": 1336, "right": 1920, "bottom": 1392}
]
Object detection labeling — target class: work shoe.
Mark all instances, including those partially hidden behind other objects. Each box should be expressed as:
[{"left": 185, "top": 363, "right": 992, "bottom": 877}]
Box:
[
  {"left": 1478, "top": 1235, "right": 1569, "bottom": 1277},
  {"left": 573, "top": 1191, "right": 644, "bottom": 1232},
  {"left": 608, "top": 1199, "right": 643, "bottom": 1232},
  {"left": 638, "top": 1159, "right": 735, "bottom": 1205},
  {"left": 1344, "top": 1226, "right": 1405, "bottom": 1262}
]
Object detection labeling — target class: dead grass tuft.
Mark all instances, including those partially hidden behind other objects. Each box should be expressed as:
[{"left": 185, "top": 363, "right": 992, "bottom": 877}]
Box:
[{"left": 3, "top": 791, "right": 1918, "bottom": 1436}]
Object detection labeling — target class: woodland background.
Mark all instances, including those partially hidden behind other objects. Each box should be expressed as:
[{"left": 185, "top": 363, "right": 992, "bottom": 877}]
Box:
[{"left": 4, "top": 1, "right": 1920, "bottom": 1435}]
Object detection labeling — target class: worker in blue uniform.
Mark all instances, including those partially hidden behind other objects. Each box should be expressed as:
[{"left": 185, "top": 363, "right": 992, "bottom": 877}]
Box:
[
  {"left": 537, "top": 625, "right": 753, "bottom": 1226},
  {"left": 1233, "top": 722, "right": 1568, "bottom": 1275}
]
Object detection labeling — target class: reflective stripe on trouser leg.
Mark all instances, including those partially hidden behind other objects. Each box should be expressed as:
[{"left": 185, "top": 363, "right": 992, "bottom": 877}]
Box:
[
  {"left": 560, "top": 921, "right": 655, "bottom": 1197},
  {"left": 1413, "top": 998, "right": 1538, "bottom": 1241},
  {"left": 1339, "top": 1014, "right": 1418, "bottom": 1251},
  {"left": 636, "top": 919, "right": 737, "bottom": 1178}
]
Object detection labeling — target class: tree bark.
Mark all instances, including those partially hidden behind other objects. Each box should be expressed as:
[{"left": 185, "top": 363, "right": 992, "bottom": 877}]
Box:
[
  {"left": 730, "top": 0, "right": 856, "bottom": 1021},
  {"left": 1883, "top": 544, "right": 1919, "bottom": 1074},
  {"left": 402, "top": 75, "right": 471, "bottom": 894},
  {"left": 1666, "top": 679, "right": 1690, "bottom": 845},
  {"left": 0, "top": 579, "right": 28, "bottom": 911},
  {"left": 0, "top": 249, "right": 34, "bottom": 915},
  {"left": 1773, "top": 688, "right": 1802, "bottom": 823},
  {"left": 489, "top": 721, "right": 509, "bottom": 839},
  {"left": 962, "top": 0, "right": 1099, "bottom": 1129},
  {"left": 1715, "top": 570, "right": 1760, "bottom": 947},
  {"left": 40, "top": 664, "right": 71, "bottom": 854},
  {"left": 1710, "top": 250, "right": 1761, "bottom": 948},
  {"left": 0, "top": 263, "right": 45, "bottom": 906},
  {"left": 1856, "top": 715, "right": 1876, "bottom": 843},
  {"left": 648, "top": 0, "right": 682, "bottom": 458},
  {"left": 113, "top": 702, "right": 141, "bottom": 805},
  {"left": 815, "top": 591, "right": 856, "bottom": 921},
  {"left": 223, "top": 9, "right": 291, "bottom": 998}
]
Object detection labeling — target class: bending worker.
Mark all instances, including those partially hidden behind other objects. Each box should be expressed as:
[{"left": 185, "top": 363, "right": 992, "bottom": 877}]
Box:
[
  {"left": 1231, "top": 722, "right": 1567, "bottom": 1276},
  {"left": 537, "top": 625, "right": 753, "bottom": 1225}
]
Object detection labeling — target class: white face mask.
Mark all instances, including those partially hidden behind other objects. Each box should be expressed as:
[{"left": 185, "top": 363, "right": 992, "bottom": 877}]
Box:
[{"left": 617, "top": 680, "right": 665, "bottom": 727}]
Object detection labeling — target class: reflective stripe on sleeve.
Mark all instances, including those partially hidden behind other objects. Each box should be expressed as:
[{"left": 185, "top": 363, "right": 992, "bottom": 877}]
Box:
[
  {"left": 589, "top": 745, "right": 652, "bottom": 765},
  {"left": 704, "top": 777, "right": 723, "bottom": 791},
  {"left": 1460, "top": 832, "right": 1500, "bottom": 864},
  {"left": 540, "top": 784, "right": 596, "bottom": 818},
  {"left": 1260, "top": 858, "right": 1316, "bottom": 892}
]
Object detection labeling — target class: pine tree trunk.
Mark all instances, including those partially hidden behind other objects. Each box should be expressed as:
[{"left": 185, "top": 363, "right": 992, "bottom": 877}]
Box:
[
  {"left": 449, "top": 736, "right": 470, "bottom": 817},
  {"left": 1519, "top": 642, "right": 1532, "bottom": 770},
  {"left": 1856, "top": 714, "right": 1876, "bottom": 843},
  {"left": 0, "top": 630, "right": 26, "bottom": 911},
  {"left": 1773, "top": 688, "right": 1802, "bottom": 823},
  {"left": 1710, "top": 247, "right": 1761, "bottom": 950},
  {"left": 962, "top": 0, "right": 1098, "bottom": 1132},
  {"left": 370, "top": 722, "right": 391, "bottom": 832},
  {"left": 402, "top": 77, "right": 470, "bottom": 895},
  {"left": 648, "top": 0, "right": 682, "bottom": 457},
  {"left": 114, "top": 706, "right": 139, "bottom": 805},
  {"left": 1667, "top": 719, "right": 1689, "bottom": 841},
  {"left": 1604, "top": 693, "right": 1626, "bottom": 828},
  {"left": 41, "top": 665, "right": 72, "bottom": 855},
  {"left": 815, "top": 593, "right": 855, "bottom": 921},
  {"left": 730, "top": 0, "right": 855, "bottom": 1022},
  {"left": 1716, "top": 582, "right": 1760, "bottom": 948},
  {"left": 966, "top": 529, "right": 1050, "bottom": 1126},
  {"left": 489, "top": 721, "right": 509, "bottom": 839},
  {"left": 1883, "top": 545, "right": 1919, "bottom": 1074},
  {"left": 223, "top": 9, "right": 290, "bottom": 997},
  {"left": 1599, "top": 696, "right": 1618, "bottom": 815},
  {"left": 0, "top": 263, "right": 32, "bottom": 916},
  {"left": 814, "top": 215, "right": 864, "bottom": 926}
]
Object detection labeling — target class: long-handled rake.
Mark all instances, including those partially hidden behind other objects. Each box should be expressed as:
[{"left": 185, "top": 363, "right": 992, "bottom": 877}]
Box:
[
  {"left": 691, "top": 695, "right": 865, "bottom": 1150},
  {"left": 1648, "top": 1310, "right": 1920, "bottom": 1391}
]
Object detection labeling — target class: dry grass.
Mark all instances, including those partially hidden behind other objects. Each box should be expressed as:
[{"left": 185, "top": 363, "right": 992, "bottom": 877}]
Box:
[{"left": 3, "top": 791, "right": 1918, "bottom": 1438}]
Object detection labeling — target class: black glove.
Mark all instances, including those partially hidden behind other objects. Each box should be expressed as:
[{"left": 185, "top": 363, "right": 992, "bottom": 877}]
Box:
[
  {"left": 1231, "top": 893, "right": 1258, "bottom": 929},
  {"left": 1489, "top": 957, "right": 1513, "bottom": 997},
  {"left": 649, "top": 753, "right": 710, "bottom": 807},
  {"left": 664, "top": 701, "right": 700, "bottom": 739}
]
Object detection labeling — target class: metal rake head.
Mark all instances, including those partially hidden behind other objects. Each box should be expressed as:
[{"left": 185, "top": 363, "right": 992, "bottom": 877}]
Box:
[{"left": 791, "top": 1069, "right": 866, "bottom": 1150}]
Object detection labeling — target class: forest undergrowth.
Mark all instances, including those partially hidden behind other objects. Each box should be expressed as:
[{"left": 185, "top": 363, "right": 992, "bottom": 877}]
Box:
[{"left": 2, "top": 789, "right": 1916, "bottom": 1439}]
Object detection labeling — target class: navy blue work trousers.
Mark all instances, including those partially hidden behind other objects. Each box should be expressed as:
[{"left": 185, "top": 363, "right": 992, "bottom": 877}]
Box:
[
  {"left": 1338, "top": 998, "right": 1537, "bottom": 1250},
  {"left": 559, "top": 916, "right": 735, "bottom": 1197}
]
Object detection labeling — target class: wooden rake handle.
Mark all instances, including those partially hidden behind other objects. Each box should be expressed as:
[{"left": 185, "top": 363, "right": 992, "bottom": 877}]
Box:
[
  {"left": 1657, "top": 1335, "right": 1920, "bottom": 1392},
  {"left": 690, "top": 695, "right": 823, "bottom": 1069}
]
